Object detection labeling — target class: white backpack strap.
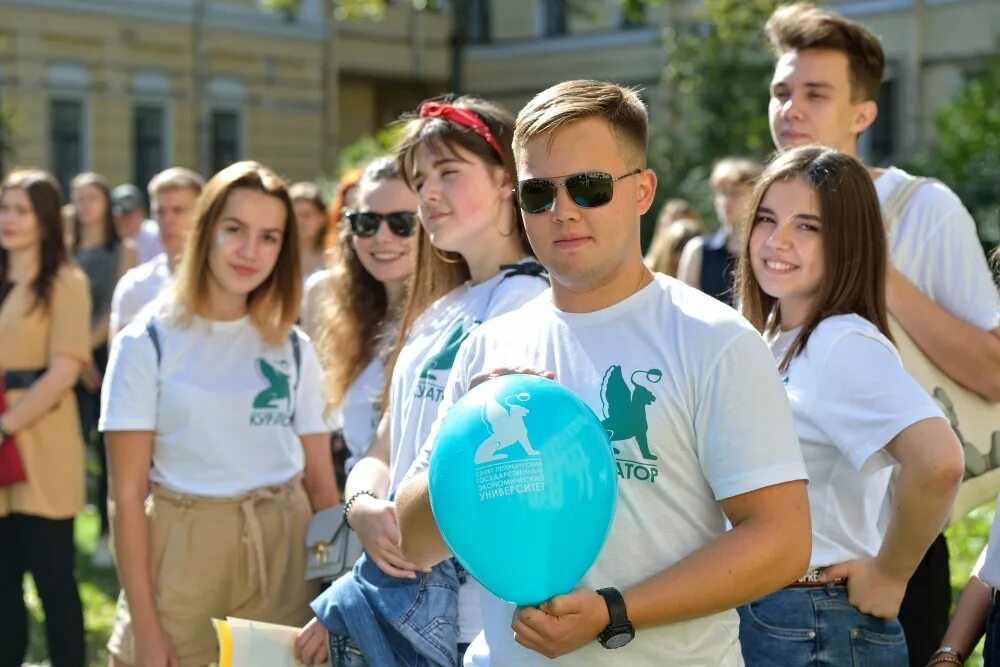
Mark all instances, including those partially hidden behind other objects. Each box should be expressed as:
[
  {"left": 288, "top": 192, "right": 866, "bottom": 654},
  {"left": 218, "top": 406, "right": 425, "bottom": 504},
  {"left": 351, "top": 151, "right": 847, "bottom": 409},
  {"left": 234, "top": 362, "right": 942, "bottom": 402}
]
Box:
[{"left": 880, "top": 174, "right": 934, "bottom": 236}]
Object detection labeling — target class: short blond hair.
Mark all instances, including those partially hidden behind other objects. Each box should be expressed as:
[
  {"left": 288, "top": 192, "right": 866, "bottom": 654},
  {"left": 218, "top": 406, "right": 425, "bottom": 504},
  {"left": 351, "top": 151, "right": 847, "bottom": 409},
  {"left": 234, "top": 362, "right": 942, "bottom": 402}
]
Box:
[
  {"left": 514, "top": 80, "right": 648, "bottom": 166},
  {"left": 148, "top": 167, "right": 205, "bottom": 199},
  {"left": 710, "top": 157, "right": 762, "bottom": 190}
]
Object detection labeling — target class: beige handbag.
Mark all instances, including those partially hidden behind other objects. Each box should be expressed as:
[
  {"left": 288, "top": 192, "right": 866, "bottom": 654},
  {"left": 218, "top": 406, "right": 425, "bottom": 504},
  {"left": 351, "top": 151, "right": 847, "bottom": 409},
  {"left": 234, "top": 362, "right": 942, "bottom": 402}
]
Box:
[
  {"left": 882, "top": 176, "right": 1000, "bottom": 521},
  {"left": 305, "top": 504, "right": 365, "bottom": 583}
]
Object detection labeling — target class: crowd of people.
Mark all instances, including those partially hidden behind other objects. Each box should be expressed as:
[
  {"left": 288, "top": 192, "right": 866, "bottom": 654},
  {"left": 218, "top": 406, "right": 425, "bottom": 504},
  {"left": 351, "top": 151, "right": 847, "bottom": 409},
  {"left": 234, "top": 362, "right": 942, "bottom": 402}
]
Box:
[{"left": 1, "top": 3, "right": 999, "bottom": 667}]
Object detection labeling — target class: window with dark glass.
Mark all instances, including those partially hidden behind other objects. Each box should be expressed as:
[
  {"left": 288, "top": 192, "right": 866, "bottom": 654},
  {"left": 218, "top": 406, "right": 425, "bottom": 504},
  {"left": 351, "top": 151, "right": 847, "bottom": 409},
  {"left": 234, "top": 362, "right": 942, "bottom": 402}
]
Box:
[
  {"left": 865, "top": 77, "right": 896, "bottom": 163},
  {"left": 210, "top": 109, "right": 241, "bottom": 174},
  {"left": 467, "top": 0, "right": 491, "bottom": 44},
  {"left": 542, "top": 0, "right": 567, "bottom": 37},
  {"left": 133, "top": 104, "right": 166, "bottom": 196},
  {"left": 50, "top": 98, "right": 84, "bottom": 196}
]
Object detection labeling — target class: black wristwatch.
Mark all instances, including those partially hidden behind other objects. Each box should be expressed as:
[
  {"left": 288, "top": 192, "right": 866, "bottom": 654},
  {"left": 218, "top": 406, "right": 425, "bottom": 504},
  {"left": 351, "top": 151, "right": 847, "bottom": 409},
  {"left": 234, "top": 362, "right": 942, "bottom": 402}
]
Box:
[{"left": 596, "top": 587, "right": 635, "bottom": 649}]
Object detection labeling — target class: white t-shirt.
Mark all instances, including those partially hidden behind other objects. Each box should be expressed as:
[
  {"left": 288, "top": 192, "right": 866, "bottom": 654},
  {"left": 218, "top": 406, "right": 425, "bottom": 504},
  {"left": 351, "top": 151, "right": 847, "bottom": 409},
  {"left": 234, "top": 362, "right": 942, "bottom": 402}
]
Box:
[
  {"left": 876, "top": 167, "right": 1000, "bottom": 332},
  {"left": 341, "top": 356, "right": 384, "bottom": 474},
  {"left": 389, "top": 260, "right": 548, "bottom": 645},
  {"left": 410, "top": 275, "right": 807, "bottom": 667},
  {"left": 109, "top": 253, "right": 172, "bottom": 334},
  {"left": 769, "top": 314, "right": 943, "bottom": 569},
  {"left": 100, "top": 308, "right": 329, "bottom": 497},
  {"left": 389, "top": 263, "right": 549, "bottom": 494},
  {"left": 137, "top": 219, "right": 164, "bottom": 265}
]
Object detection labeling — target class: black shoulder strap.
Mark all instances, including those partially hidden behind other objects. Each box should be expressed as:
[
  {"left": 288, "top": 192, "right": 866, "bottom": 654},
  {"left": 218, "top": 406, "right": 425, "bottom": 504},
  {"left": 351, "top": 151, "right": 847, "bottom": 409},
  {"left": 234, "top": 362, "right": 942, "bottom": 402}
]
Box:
[
  {"left": 499, "top": 260, "right": 548, "bottom": 282},
  {"left": 473, "top": 260, "right": 548, "bottom": 326},
  {"left": 145, "top": 317, "right": 162, "bottom": 367},
  {"left": 288, "top": 327, "right": 304, "bottom": 423},
  {"left": 290, "top": 327, "right": 302, "bottom": 389}
]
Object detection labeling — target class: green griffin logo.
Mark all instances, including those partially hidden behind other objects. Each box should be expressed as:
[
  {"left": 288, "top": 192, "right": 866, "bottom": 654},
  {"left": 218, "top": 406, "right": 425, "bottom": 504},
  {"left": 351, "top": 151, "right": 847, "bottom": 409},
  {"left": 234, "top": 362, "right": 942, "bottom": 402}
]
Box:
[
  {"left": 419, "top": 322, "right": 472, "bottom": 380},
  {"left": 600, "top": 365, "right": 663, "bottom": 461},
  {"left": 253, "top": 359, "right": 291, "bottom": 409}
]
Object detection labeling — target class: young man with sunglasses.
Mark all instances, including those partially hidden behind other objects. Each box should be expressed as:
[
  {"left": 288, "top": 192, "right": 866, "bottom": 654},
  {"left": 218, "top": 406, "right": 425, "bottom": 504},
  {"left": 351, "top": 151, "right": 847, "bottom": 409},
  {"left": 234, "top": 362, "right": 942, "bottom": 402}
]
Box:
[
  {"left": 764, "top": 6, "right": 1000, "bottom": 665},
  {"left": 393, "top": 79, "right": 812, "bottom": 666}
]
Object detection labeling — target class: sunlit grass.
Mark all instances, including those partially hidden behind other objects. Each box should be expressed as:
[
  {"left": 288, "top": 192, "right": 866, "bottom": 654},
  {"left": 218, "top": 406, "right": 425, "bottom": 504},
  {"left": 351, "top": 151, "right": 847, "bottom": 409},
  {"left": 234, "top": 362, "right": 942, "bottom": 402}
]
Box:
[{"left": 945, "top": 500, "right": 996, "bottom": 667}]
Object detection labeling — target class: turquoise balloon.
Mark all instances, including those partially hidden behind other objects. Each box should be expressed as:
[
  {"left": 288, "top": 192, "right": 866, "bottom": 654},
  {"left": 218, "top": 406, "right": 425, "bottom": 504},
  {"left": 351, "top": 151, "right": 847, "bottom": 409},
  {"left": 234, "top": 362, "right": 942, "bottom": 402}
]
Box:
[{"left": 428, "top": 374, "right": 617, "bottom": 606}]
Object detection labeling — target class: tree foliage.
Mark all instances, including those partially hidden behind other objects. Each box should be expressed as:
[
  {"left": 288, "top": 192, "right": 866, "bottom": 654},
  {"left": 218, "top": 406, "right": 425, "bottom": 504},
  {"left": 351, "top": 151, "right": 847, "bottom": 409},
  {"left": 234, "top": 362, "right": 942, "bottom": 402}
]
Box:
[
  {"left": 650, "top": 0, "right": 782, "bottom": 228},
  {"left": 337, "top": 124, "right": 404, "bottom": 176},
  {"left": 924, "top": 50, "right": 1000, "bottom": 246},
  {"left": 261, "top": 0, "right": 446, "bottom": 21}
]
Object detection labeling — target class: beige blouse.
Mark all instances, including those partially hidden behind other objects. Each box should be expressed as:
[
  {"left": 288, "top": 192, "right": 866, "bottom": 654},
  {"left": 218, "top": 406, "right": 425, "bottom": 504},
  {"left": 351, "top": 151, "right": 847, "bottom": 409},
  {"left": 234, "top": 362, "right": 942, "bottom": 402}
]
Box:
[{"left": 0, "top": 265, "right": 91, "bottom": 519}]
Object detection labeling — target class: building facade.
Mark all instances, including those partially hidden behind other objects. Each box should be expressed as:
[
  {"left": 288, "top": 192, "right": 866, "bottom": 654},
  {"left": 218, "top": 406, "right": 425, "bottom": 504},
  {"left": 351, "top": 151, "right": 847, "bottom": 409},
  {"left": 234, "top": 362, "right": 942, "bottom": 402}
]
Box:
[
  {"left": 0, "top": 0, "right": 996, "bottom": 192},
  {"left": 461, "top": 0, "right": 1000, "bottom": 167},
  {"left": 0, "top": 0, "right": 449, "bottom": 192}
]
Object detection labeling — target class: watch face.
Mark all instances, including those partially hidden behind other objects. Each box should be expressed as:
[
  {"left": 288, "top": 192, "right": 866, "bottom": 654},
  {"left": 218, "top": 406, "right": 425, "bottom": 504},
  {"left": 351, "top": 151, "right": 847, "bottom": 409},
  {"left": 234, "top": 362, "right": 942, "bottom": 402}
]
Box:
[{"left": 602, "top": 631, "right": 634, "bottom": 649}]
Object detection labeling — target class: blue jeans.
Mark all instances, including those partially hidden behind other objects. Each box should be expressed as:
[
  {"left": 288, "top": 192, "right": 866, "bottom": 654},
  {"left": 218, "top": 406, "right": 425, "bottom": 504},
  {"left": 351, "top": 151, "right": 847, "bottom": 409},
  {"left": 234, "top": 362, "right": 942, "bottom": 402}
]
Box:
[
  {"left": 313, "top": 552, "right": 460, "bottom": 667},
  {"left": 739, "top": 584, "right": 908, "bottom": 667}
]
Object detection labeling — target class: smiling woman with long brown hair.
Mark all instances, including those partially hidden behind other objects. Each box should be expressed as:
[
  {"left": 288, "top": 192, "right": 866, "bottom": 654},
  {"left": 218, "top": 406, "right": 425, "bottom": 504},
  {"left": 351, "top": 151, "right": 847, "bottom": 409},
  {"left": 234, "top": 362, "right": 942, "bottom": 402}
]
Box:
[
  {"left": 100, "top": 161, "right": 339, "bottom": 667},
  {"left": 736, "top": 146, "right": 965, "bottom": 666},
  {"left": 0, "top": 169, "right": 90, "bottom": 667}
]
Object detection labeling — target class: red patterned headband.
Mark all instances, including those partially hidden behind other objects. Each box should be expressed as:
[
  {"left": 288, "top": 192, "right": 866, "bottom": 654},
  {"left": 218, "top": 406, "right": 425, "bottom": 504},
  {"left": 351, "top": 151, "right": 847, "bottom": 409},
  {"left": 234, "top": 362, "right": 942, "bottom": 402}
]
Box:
[{"left": 418, "top": 102, "right": 503, "bottom": 159}]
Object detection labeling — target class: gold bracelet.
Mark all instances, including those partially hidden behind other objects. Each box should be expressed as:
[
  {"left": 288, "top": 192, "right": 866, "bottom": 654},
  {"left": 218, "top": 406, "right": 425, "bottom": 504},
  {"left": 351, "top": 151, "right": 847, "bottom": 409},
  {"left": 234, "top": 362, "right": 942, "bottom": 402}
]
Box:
[{"left": 926, "top": 647, "right": 964, "bottom": 666}]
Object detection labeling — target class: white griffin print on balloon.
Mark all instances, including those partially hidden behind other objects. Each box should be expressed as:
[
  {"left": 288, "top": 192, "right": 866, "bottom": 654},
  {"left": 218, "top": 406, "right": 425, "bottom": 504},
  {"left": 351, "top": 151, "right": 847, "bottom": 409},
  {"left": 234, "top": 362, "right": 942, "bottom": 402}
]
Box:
[{"left": 474, "top": 392, "right": 541, "bottom": 465}]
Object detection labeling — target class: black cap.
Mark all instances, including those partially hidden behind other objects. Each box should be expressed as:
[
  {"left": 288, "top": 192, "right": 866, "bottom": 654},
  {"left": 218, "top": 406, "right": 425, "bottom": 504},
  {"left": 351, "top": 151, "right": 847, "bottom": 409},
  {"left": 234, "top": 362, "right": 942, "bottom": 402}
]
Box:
[{"left": 111, "top": 183, "right": 144, "bottom": 215}]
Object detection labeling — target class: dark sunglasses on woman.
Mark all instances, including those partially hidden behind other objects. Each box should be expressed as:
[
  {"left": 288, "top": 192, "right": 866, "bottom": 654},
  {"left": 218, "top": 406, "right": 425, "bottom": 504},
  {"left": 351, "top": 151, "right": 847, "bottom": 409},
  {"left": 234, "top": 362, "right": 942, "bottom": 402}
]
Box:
[
  {"left": 515, "top": 169, "right": 642, "bottom": 215},
  {"left": 346, "top": 210, "right": 418, "bottom": 238}
]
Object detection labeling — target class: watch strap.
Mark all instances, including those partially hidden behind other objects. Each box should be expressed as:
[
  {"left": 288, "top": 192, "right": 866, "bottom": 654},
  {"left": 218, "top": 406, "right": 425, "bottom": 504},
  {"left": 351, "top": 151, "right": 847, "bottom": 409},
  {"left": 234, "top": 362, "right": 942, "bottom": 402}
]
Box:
[{"left": 596, "top": 587, "right": 629, "bottom": 628}]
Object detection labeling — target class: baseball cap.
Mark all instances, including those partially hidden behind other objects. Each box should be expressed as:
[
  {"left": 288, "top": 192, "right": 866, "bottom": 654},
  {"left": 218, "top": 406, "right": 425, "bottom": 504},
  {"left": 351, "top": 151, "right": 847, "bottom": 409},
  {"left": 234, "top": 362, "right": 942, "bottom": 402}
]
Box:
[{"left": 111, "top": 183, "right": 144, "bottom": 215}]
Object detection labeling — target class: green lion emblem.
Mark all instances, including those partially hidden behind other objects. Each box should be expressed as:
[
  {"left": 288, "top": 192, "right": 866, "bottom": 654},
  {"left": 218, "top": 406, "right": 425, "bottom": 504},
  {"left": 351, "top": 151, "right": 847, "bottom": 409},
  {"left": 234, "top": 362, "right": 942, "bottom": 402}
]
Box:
[
  {"left": 419, "top": 322, "right": 471, "bottom": 380},
  {"left": 253, "top": 359, "right": 291, "bottom": 409},
  {"left": 600, "top": 365, "right": 663, "bottom": 461}
]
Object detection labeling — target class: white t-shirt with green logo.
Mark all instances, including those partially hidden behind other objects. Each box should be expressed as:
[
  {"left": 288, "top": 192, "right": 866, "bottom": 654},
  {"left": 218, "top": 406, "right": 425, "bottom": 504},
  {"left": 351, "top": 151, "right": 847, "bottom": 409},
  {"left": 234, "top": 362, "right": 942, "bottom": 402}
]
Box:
[
  {"left": 388, "top": 264, "right": 549, "bottom": 494},
  {"left": 388, "top": 261, "right": 548, "bottom": 644},
  {"left": 409, "top": 274, "right": 807, "bottom": 666},
  {"left": 100, "top": 311, "right": 329, "bottom": 497}
]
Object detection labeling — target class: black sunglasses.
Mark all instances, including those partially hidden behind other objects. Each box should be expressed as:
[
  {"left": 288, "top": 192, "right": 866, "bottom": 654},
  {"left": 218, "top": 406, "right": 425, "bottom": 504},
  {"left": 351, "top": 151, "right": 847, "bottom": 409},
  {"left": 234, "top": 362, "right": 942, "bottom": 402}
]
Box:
[
  {"left": 515, "top": 169, "right": 642, "bottom": 214},
  {"left": 345, "top": 211, "right": 417, "bottom": 238}
]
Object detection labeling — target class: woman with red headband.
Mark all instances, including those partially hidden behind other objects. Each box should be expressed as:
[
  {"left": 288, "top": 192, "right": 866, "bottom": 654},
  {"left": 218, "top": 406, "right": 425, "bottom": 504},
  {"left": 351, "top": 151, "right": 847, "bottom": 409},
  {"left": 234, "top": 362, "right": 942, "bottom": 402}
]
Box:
[{"left": 296, "top": 97, "right": 548, "bottom": 666}]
